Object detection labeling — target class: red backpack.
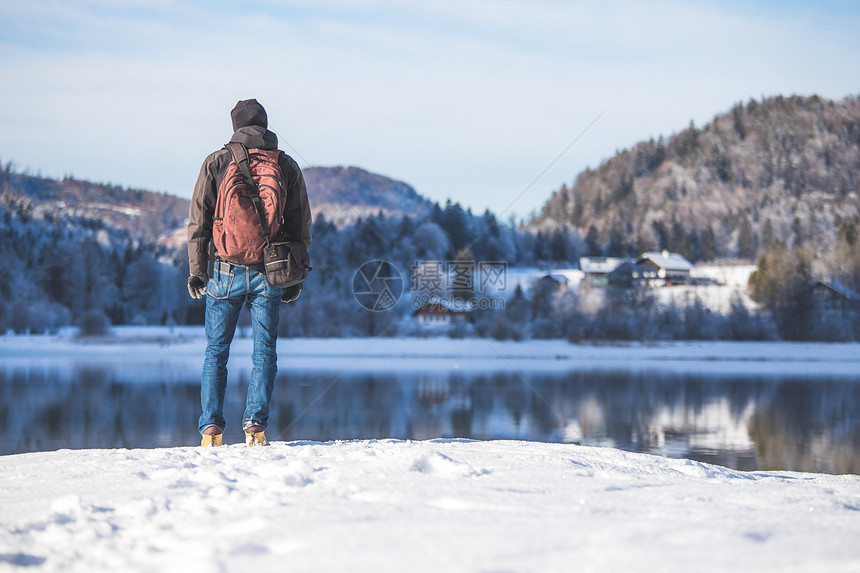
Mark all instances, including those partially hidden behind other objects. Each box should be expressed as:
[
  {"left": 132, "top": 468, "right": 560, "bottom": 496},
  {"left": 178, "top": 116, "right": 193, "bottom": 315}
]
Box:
[{"left": 213, "top": 143, "right": 287, "bottom": 265}]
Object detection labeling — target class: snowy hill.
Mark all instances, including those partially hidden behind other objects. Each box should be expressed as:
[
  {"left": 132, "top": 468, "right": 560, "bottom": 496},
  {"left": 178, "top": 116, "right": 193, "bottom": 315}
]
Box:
[
  {"left": 0, "top": 162, "right": 450, "bottom": 331},
  {"left": 536, "top": 94, "right": 860, "bottom": 261},
  {"left": 0, "top": 168, "right": 189, "bottom": 246},
  {"left": 304, "top": 165, "right": 435, "bottom": 226},
  {"left": 1, "top": 439, "right": 858, "bottom": 572},
  {"left": 0, "top": 161, "right": 438, "bottom": 248}
]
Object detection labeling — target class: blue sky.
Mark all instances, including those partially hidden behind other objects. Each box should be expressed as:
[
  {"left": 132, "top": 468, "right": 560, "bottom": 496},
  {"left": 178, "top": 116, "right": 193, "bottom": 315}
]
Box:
[{"left": 1, "top": 1, "right": 859, "bottom": 220}]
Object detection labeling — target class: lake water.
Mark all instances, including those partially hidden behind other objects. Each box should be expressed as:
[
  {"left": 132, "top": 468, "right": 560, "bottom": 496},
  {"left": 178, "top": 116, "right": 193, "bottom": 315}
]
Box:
[{"left": 2, "top": 356, "right": 859, "bottom": 474}]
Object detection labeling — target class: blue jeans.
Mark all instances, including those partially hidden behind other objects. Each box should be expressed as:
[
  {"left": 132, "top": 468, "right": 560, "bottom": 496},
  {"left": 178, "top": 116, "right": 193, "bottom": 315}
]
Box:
[{"left": 198, "top": 263, "right": 284, "bottom": 435}]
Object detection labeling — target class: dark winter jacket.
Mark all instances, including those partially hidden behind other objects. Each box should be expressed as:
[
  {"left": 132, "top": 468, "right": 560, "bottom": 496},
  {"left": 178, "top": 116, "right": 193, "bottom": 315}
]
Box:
[{"left": 187, "top": 125, "right": 312, "bottom": 278}]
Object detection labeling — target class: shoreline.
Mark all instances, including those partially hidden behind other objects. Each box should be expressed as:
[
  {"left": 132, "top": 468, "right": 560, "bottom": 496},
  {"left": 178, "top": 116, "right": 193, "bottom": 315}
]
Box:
[{"left": 1, "top": 329, "right": 859, "bottom": 376}]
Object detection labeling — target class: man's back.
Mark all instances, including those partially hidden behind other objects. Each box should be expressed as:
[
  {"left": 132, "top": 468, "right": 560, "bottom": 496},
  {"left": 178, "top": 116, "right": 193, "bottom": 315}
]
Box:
[{"left": 187, "top": 99, "right": 312, "bottom": 447}]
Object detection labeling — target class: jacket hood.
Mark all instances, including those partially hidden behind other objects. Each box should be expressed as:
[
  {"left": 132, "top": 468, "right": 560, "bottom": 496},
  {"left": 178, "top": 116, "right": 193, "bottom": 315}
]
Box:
[
  {"left": 231, "top": 99, "right": 267, "bottom": 131},
  {"left": 229, "top": 125, "right": 278, "bottom": 150}
]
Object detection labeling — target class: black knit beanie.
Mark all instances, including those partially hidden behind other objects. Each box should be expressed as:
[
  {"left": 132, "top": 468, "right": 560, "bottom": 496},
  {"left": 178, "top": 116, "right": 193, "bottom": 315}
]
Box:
[{"left": 231, "top": 99, "right": 268, "bottom": 131}]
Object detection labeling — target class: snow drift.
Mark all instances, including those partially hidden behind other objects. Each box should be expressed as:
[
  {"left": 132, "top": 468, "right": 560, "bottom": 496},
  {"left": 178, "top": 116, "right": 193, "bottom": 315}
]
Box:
[{"left": 1, "top": 439, "right": 859, "bottom": 572}]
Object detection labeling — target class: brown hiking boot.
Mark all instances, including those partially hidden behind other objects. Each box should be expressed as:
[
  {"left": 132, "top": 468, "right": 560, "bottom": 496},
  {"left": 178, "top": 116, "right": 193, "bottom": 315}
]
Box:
[
  {"left": 200, "top": 425, "right": 223, "bottom": 447},
  {"left": 244, "top": 425, "right": 269, "bottom": 447}
]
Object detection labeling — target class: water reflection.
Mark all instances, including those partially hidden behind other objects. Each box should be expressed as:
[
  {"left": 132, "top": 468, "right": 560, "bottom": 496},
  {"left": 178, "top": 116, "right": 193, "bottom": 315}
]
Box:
[{"left": 2, "top": 364, "right": 859, "bottom": 474}]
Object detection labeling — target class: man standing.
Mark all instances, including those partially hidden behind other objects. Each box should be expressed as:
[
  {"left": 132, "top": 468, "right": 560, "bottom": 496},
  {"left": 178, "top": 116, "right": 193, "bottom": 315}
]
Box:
[{"left": 187, "top": 99, "right": 312, "bottom": 447}]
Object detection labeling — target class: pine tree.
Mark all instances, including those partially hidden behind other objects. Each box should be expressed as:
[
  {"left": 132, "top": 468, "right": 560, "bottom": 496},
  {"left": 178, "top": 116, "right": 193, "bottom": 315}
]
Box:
[
  {"left": 550, "top": 228, "right": 569, "bottom": 263},
  {"left": 737, "top": 216, "right": 756, "bottom": 259},
  {"left": 700, "top": 226, "right": 717, "bottom": 262},
  {"left": 607, "top": 222, "right": 625, "bottom": 257},
  {"left": 585, "top": 225, "right": 601, "bottom": 256},
  {"left": 761, "top": 219, "right": 775, "bottom": 249},
  {"left": 571, "top": 191, "right": 584, "bottom": 227}
]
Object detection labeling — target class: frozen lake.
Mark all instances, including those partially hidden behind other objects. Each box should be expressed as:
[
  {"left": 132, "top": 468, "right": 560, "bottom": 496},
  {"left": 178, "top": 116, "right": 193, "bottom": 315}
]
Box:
[{"left": 2, "top": 331, "right": 859, "bottom": 474}]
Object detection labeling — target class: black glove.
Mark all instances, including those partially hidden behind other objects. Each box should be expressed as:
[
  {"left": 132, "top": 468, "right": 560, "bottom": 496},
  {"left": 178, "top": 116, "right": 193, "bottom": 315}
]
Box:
[
  {"left": 187, "top": 275, "right": 207, "bottom": 299},
  {"left": 281, "top": 283, "right": 302, "bottom": 304}
]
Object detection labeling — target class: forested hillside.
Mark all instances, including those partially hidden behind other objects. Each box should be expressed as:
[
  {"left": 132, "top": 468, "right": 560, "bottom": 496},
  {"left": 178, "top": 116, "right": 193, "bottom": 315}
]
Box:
[
  {"left": 4, "top": 94, "right": 858, "bottom": 341},
  {"left": 537, "top": 94, "right": 860, "bottom": 262},
  {"left": 1, "top": 168, "right": 190, "bottom": 245},
  {"left": 0, "top": 161, "right": 579, "bottom": 334},
  {"left": 0, "top": 165, "right": 194, "bottom": 331}
]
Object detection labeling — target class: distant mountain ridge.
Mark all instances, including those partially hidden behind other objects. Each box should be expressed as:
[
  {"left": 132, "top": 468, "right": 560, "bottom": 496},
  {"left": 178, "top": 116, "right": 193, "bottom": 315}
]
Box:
[
  {"left": 0, "top": 169, "right": 190, "bottom": 247},
  {"left": 303, "top": 165, "right": 435, "bottom": 225},
  {"left": 536, "top": 94, "right": 860, "bottom": 261},
  {"left": 0, "top": 161, "right": 452, "bottom": 330},
  {"left": 0, "top": 162, "right": 438, "bottom": 248}
]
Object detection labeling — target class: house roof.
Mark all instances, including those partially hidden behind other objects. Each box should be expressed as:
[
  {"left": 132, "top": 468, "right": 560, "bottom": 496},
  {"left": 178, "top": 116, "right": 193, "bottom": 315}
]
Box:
[
  {"left": 579, "top": 257, "right": 626, "bottom": 274},
  {"left": 637, "top": 251, "right": 693, "bottom": 272},
  {"left": 412, "top": 303, "right": 452, "bottom": 316},
  {"left": 608, "top": 260, "right": 658, "bottom": 275},
  {"left": 813, "top": 280, "right": 860, "bottom": 301},
  {"left": 606, "top": 261, "right": 660, "bottom": 284},
  {"left": 540, "top": 273, "right": 570, "bottom": 284}
]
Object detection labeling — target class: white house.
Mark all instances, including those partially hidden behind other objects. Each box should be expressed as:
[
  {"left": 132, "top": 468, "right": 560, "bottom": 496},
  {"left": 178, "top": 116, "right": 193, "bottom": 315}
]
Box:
[
  {"left": 579, "top": 257, "right": 626, "bottom": 286},
  {"left": 636, "top": 251, "right": 694, "bottom": 285},
  {"left": 411, "top": 302, "right": 469, "bottom": 327}
]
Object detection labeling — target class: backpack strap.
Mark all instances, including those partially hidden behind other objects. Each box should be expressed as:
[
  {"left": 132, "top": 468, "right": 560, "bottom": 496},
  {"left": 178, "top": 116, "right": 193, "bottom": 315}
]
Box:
[{"left": 224, "top": 142, "right": 271, "bottom": 245}]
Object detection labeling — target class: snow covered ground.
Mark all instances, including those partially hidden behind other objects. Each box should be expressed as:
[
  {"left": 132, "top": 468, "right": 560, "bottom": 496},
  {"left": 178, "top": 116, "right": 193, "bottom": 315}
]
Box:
[
  {"left": 652, "top": 264, "right": 759, "bottom": 313},
  {"left": 498, "top": 263, "right": 760, "bottom": 314},
  {"left": 2, "top": 439, "right": 859, "bottom": 573}
]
